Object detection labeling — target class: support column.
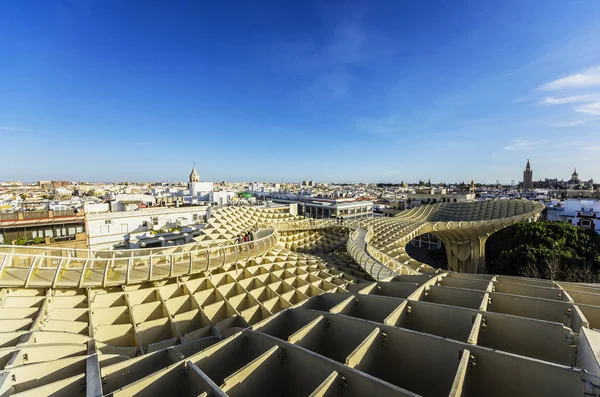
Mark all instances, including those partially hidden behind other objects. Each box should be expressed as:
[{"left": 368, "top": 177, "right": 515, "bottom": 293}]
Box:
[{"left": 441, "top": 236, "right": 487, "bottom": 274}]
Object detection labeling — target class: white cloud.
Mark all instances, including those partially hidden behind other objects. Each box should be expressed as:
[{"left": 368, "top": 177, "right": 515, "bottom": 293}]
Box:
[
  {"left": 549, "top": 120, "right": 586, "bottom": 127},
  {"left": 574, "top": 102, "right": 600, "bottom": 115},
  {"left": 538, "top": 66, "right": 600, "bottom": 91},
  {"left": 541, "top": 93, "right": 600, "bottom": 105},
  {"left": 503, "top": 138, "right": 538, "bottom": 152}
]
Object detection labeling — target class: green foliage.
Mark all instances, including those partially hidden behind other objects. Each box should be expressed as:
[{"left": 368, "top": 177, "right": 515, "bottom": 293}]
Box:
[
  {"left": 13, "top": 237, "right": 29, "bottom": 245},
  {"left": 486, "top": 221, "right": 600, "bottom": 281},
  {"left": 11, "top": 237, "right": 48, "bottom": 246}
]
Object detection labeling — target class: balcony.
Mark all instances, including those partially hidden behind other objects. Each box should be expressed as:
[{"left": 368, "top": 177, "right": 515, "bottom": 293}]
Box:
[{"left": 0, "top": 209, "right": 83, "bottom": 224}]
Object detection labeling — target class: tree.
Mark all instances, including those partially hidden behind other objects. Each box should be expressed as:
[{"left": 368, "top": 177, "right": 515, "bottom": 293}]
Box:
[
  {"left": 544, "top": 255, "right": 562, "bottom": 281},
  {"left": 486, "top": 221, "right": 600, "bottom": 282}
]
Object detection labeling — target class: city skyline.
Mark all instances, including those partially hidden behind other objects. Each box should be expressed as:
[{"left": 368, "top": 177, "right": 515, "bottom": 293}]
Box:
[
  {"left": 0, "top": 159, "right": 597, "bottom": 186},
  {"left": 2, "top": 1, "right": 600, "bottom": 182},
  {"left": 0, "top": 162, "right": 596, "bottom": 186}
]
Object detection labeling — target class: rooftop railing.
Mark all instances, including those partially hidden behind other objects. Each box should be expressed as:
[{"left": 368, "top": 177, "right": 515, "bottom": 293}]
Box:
[
  {"left": 22, "top": 211, "right": 49, "bottom": 219},
  {"left": 0, "top": 213, "right": 19, "bottom": 221},
  {"left": 0, "top": 209, "right": 82, "bottom": 222}
]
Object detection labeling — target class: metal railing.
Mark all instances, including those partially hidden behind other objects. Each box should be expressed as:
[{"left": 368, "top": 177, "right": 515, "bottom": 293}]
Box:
[
  {"left": 22, "top": 211, "right": 49, "bottom": 219},
  {"left": 0, "top": 213, "right": 19, "bottom": 221},
  {"left": 54, "top": 209, "right": 78, "bottom": 217}
]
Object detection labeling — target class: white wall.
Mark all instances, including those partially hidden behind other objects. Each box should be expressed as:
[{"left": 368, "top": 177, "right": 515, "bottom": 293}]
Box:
[
  {"left": 190, "top": 182, "right": 213, "bottom": 196},
  {"left": 84, "top": 203, "right": 110, "bottom": 214},
  {"left": 546, "top": 199, "right": 600, "bottom": 234},
  {"left": 211, "top": 191, "right": 236, "bottom": 205},
  {"left": 86, "top": 206, "right": 209, "bottom": 249},
  {"left": 407, "top": 193, "right": 474, "bottom": 208}
]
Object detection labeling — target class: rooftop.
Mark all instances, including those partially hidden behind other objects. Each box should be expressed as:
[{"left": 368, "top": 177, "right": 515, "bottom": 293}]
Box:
[{"left": 0, "top": 202, "right": 597, "bottom": 397}]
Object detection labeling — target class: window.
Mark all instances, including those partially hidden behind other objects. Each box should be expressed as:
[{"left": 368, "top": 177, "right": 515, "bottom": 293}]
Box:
[
  {"left": 76, "top": 226, "right": 84, "bottom": 234},
  {"left": 142, "top": 221, "right": 148, "bottom": 227},
  {"left": 100, "top": 225, "right": 110, "bottom": 234},
  {"left": 152, "top": 217, "right": 158, "bottom": 226},
  {"left": 193, "top": 213, "right": 198, "bottom": 222},
  {"left": 581, "top": 219, "right": 592, "bottom": 228},
  {"left": 45, "top": 229, "right": 54, "bottom": 238},
  {"left": 68, "top": 227, "right": 76, "bottom": 235}
]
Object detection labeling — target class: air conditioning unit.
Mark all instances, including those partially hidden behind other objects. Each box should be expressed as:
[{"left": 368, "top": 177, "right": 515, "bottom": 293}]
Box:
[{"left": 105, "top": 220, "right": 112, "bottom": 224}]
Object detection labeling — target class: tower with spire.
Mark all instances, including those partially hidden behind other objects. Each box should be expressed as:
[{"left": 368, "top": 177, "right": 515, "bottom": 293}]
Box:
[
  {"left": 568, "top": 167, "right": 582, "bottom": 187},
  {"left": 571, "top": 168, "right": 579, "bottom": 182},
  {"left": 189, "top": 164, "right": 201, "bottom": 196},
  {"left": 189, "top": 163, "right": 200, "bottom": 183},
  {"left": 523, "top": 159, "right": 533, "bottom": 190}
]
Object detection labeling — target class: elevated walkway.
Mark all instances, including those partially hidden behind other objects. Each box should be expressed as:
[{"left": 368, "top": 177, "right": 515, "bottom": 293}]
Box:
[
  {"left": 0, "top": 200, "right": 545, "bottom": 290},
  {"left": 0, "top": 228, "right": 279, "bottom": 288},
  {"left": 346, "top": 228, "right": 397, "bottom": 281}
]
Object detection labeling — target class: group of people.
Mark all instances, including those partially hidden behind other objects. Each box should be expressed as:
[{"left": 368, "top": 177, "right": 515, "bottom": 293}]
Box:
[{"left": 235, "top": 231, "right": 255, "bottom": 247}]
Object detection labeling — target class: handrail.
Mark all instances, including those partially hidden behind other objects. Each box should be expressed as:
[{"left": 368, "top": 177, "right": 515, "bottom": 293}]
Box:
[
  {"left": 0, "top": 227, "right": 280, "bottom": 288},
  {"left": 345, "top": 227, "right": 407, "bottom": 281},
  {"left": 0, "top": 219, "right": 275, "bottom": 258}
]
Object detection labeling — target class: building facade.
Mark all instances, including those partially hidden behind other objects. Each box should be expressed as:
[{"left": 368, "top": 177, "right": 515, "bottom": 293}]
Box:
[
  {"left": 546, "top": 199, "right": 600, "bottom": 234},
  {"left": 271, "top": 198, "right": 373, "bottom": 220},
  {"left": 85, "top": 206, "right": 209, "bottom": 250},
  {"left": 380, "top": 201, "right": 406, "bottom": 217},
  {"left": 188, "top": 165, "right": 213, "bottom": 198},
  {"left": 523, "top": 159, "right": 533, "bottom": 190},
  {"left": 0, "top": 209, "right": 86, "bottom": 247},
  {"left": 406, "top": 188, "right": 475, "bottom": 209}
]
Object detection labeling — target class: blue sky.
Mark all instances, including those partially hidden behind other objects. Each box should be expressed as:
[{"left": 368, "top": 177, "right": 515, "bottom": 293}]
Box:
[{"left": 1, "top": 1, "right": 600, "bottom": 184}]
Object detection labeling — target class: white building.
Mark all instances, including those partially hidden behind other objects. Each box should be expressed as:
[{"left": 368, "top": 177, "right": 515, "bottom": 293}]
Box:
[
  {"left": 546, "top": 199, "right": 600, "bottom": 234},
  {"left": 211, "top": 191, "right": 236, "bottom": 206},
  {"left": 85, "top": 206, "right": 209, "bottom": 250},
  {"left": 110, "top": 194, "right": 155, "bottom": 212},
  {"left": 188, "top": 166, "right": 213, "bottom": 198},
  {"left": 407, "top": 188, "right": 475, "bottom": 209}
]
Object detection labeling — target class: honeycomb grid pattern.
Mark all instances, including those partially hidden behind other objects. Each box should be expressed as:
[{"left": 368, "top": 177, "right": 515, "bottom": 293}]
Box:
[
  {"left": 0, "top": 203, "right": 599, "bottom": 397},
  {"left": 346, "top": 199, "right": 545, "bottom": 276}
]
